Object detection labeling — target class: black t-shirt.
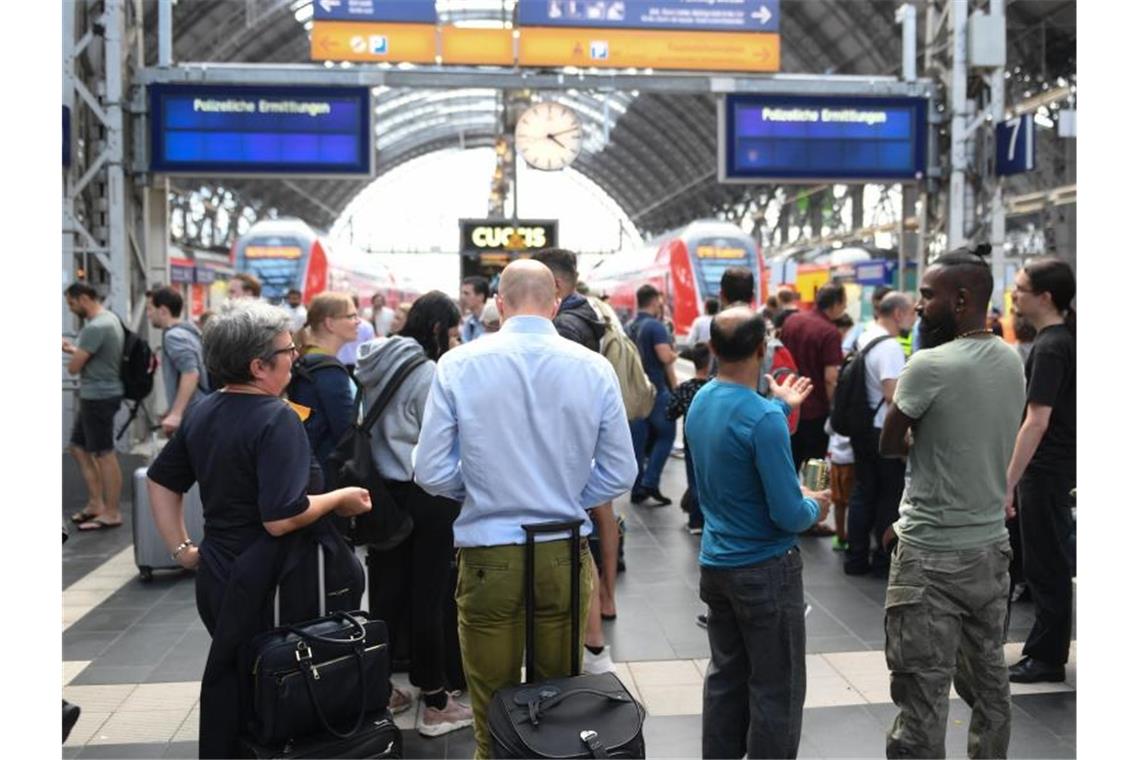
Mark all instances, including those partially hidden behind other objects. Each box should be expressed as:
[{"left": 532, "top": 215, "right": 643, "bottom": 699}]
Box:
[
  {"left": 147, "top": 393, "right": 312, "bottom": 557},
  {"left": 1024, "top": 324, "right": 1076, "bottom": 477}
]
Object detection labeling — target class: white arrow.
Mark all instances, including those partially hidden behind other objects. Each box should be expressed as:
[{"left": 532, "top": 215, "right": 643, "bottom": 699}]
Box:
[
  {"left": 756, "top": 5, "right": 772, "bottom": 25},
  {"left": 319, "top": 0, "right": 341, "bottom": 13}
]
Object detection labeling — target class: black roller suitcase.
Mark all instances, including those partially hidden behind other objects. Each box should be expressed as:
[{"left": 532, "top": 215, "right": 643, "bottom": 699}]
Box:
[
  {"left": 238, "top": 711, "right": 401, "bottom": 759},
  {"left": 487, "top": 520, "right": 646, "bottom": 759}
]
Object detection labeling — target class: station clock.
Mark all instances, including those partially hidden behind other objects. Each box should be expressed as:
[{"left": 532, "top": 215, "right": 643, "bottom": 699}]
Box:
[{"left": 514, "top": 101, "right": 583, "bottom": 172}]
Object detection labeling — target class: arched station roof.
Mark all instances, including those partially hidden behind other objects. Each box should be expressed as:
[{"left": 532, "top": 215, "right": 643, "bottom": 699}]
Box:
[{"left": 148, "top": 0, "right": 1075, "bottom": 236}]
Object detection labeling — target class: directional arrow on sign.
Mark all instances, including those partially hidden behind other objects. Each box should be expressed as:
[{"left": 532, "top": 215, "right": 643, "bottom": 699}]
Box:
[
  {"left": 319, "top": 0, "right": 341, "bottom": 12},
  {"left": 755, "top": 5, "right": 773, "bottom": 25}
]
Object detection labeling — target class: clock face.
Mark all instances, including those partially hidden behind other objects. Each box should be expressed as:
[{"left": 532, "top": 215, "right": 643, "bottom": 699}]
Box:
[{"left": 514, "top": 101, "right": 583, "bottom": 172}]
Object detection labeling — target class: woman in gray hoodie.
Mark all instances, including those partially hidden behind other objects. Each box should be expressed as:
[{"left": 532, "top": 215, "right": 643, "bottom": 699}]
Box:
[{"left": 354, "top": 291, "right": 472, "bottom": 737}]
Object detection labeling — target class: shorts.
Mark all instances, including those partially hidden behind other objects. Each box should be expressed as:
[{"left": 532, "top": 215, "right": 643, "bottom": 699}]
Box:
[
  {"left": 830, "top": 462, "right": 855, "bottom": 508},
  {"left": 70, "top": 397, "right": 122, "bottom": 456}
]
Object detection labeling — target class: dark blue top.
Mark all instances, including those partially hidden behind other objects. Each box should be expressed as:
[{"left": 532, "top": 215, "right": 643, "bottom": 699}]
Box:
[
  {"left": 288, "top": 353, "right": 356, "bottom": 488},
  {"left": 147, "top": 393, "right": 312, "bottom": 557},
  {"left": 685, "top": 379, "right": 819, "bottom": 568},
  {"left": 627, "top": 312, "right": 671, "bottom": 392}
]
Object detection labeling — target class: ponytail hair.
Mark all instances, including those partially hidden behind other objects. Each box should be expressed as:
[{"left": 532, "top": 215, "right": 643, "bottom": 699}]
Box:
[{"left": 1023, "top": 258, "right": 1076, "bottom": 338}]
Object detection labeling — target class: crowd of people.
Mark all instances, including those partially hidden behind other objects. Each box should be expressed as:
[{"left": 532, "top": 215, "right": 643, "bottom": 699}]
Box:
[{"left": 61, "top": 245, "right": 1075, "bottom": 758}]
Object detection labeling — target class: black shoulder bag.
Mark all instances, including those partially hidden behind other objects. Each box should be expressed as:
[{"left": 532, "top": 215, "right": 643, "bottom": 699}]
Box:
[{"left": 327, "top": 354, "right": 428, "bottom": 548}]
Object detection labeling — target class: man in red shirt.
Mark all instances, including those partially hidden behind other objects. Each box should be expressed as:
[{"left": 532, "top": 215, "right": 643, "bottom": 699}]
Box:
[{"left": 778, "top": 281, "right": 847, "bottom": 472}]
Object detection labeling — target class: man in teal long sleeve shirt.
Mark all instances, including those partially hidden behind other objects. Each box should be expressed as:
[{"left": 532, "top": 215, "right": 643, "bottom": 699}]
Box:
[{"left": 686, "top": 307, "right": 831, "bottom": 759}]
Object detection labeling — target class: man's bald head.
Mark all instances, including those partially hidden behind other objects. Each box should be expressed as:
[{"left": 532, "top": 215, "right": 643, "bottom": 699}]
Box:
[
  {"left": 710, "top": 306, "right": 767, "bottom": 363},
  {"left": 497, "top": 259, "right": 559, "bottom": 319}
]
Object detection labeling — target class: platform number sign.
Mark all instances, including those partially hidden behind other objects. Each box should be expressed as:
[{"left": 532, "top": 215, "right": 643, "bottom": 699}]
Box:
[{"left": 996, "top": 114, "right": 1036, "bottom": 176}]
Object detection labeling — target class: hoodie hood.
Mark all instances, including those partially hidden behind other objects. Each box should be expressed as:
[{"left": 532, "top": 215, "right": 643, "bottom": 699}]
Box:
[
  {"left": 356, "top": 335, "right": 427, "bottom": 391},
  {"left": 556, "top": 293, "right": 606, "bottom": 350}
]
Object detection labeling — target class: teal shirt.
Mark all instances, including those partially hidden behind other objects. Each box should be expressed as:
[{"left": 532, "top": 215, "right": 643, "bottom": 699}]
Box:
[
  {"left": 76, "top": 310, "right": 124, "bottom": 400},
  {"left": 685, "top": 379, "right": 819, "bottom": 568}
]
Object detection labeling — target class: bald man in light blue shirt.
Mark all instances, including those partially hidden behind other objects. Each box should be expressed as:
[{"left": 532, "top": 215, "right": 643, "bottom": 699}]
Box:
[{"left": 412, "top": 260, "right": 637, "bottom": 757}]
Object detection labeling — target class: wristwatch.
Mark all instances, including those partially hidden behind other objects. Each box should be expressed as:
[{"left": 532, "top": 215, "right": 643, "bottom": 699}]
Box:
[{"left": 171, "top": 539, "right": 196, "bottom": 561}]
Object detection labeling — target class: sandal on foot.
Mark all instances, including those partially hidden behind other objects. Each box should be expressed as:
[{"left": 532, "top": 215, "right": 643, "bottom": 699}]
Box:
[{"left": 77, "top": 517, "right": 123, "bottom": 531}]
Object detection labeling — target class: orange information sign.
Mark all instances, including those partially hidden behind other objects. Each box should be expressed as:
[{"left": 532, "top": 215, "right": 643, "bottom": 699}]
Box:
[
  {"left": 440, "top": 26, "right": 514, "bottom": 66},
  {"left": 518, "top": 27, "right": 779, "bottom": 72},
  {"left": 310, "top": 21, "right": 436, "bottom": 63}
]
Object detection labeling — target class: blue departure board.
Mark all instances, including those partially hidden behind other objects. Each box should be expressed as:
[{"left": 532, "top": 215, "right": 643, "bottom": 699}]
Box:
[
  {"left": 517, "top": 0, "right": 779, "bottom": 31},
  {"left": 720, "top": 94, "right": 928, "bottom": 183},
  {"left": 149, "top": 85, "right": 372, "bottom": 176}
]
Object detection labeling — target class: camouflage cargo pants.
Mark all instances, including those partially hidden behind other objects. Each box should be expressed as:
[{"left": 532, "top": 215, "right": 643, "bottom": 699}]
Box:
[{"left": 885, "top": 539, "right": 1013, "bottom": 759}]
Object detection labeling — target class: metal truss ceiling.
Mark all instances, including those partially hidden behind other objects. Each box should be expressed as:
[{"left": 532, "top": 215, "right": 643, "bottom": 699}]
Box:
[{"left": 146, "top": 0, "right": 1075, "bottom": 236}]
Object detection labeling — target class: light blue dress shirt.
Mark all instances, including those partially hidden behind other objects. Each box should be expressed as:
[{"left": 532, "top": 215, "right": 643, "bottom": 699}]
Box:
[{"left": 412, "top": 315, "right": 638, "bottom": 548}]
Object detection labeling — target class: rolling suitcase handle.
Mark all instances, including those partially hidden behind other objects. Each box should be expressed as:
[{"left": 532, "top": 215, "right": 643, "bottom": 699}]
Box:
[
  {"left": 522, "top": 519, "right": 584, "bottom": 684},
  {"left": 274, "top": 542, "right": 327, "bottom": 626}
]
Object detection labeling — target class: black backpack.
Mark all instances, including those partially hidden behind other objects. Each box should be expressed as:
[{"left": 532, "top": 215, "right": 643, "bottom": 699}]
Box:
[
  {"left": 287, "top": 353, "right": 353, "bottom": 401},
  {"left": 829, "top": 335, "right": 893, "bottom": 440},
  {"left": 326, "top": 354, "right": 428, "bottom": 549},
  {"left": 118, "top": 318, "right": 156, "bottom": 402}
]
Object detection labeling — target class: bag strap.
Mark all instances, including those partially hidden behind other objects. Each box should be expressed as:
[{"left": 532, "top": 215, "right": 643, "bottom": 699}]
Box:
[
  {"left": 580, "top": 729, "right": 611, "bottom": 759},
  {"left": 523, "top": 520, "right": 583, "bottom": 684},
  {"left": 359, "top": 354, "right": 429, "bottom": 434},
  {"left": 296, "top": 635, "right": 369, "bottom": 739}
]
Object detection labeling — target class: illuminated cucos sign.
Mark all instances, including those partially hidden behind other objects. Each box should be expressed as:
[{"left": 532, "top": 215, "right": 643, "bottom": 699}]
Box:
[{"left": 460, "top": 220, "right": 559, "bottom": 253}]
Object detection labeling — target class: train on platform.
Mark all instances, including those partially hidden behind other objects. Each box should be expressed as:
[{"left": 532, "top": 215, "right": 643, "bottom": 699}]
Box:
[
  {"left": 231, "top": 218, "right": 419, "bottom": 308},
  {"left": 583, "top": 219, "right": 766, "bottom": 340}
]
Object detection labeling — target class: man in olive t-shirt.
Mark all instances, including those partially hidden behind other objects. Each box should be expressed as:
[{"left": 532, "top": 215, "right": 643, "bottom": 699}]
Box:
[
  {"left": 879, "top": 251, "right": 1025, "bottom": 759},
  {"left": 63, "top": 282, "right": 125, "bottom": 531}
]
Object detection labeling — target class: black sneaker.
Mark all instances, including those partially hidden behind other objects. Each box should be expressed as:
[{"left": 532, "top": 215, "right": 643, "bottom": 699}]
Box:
[
  {"left": 696, "top": 613, "right": 708, "bottom": 629},
  {"left": 630, "top": 489, "right": 649, "bottom": 504},
  {"left": 644, "top": 488, "right": 672, "bottom": 506}
]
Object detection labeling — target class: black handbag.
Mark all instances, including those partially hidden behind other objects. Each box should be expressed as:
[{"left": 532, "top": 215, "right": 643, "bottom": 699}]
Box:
[
  {"left": 327, "top": 354, "right": 427, "bottom": 548},
  {"left": 246, "top": 547, "right": 391, "bottom": 748},
  {"left": 487, "top": 521, "right": 646, "bottom": 759}
]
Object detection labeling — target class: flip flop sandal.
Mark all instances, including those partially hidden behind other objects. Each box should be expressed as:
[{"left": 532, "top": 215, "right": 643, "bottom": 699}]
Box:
[
  {"left": 77, "top": 517, "right": 123, "bottom": 531},
  {"left": 70, "top": 510, "right": 96, "bottom": 524}
]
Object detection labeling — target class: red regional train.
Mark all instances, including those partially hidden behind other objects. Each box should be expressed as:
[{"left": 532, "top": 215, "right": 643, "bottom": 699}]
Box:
[
  {"left": 231, "top": 217, "right": 417, "bottom": 308},
  {"left": 583, "top": 220, "right": 766, "bottom": 339}
]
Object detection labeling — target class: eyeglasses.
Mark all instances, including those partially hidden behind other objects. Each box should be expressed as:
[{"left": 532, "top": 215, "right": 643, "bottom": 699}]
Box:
[{"left": 271, "top": 344, "right": 299, "bottom": 357}]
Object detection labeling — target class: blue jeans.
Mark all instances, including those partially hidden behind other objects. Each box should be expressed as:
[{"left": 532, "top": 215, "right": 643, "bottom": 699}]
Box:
[
  {"left": 700, "top": 549, "right": 807, "bottom": 758},
  {"left": 629, "top": 389, "right": 674, "bottom": 492}
]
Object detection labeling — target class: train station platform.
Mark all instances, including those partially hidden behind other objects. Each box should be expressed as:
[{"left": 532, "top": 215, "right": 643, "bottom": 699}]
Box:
[{"left": 62, "top": 453, "right": 1076, "bottom": 759}]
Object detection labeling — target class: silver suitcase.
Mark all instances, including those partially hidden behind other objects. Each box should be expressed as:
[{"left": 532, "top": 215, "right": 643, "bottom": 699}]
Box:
[{"left": 132, "top": 466, "right": 205, "bottom": 582}]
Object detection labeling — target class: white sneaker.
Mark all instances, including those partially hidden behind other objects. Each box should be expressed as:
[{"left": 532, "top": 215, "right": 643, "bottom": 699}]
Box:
[
  {"left": 582, "top": 645, "right": 616, "bottom": 675},
  {"left": 416, "top": 693, "right": 474, "bottom": 737}
]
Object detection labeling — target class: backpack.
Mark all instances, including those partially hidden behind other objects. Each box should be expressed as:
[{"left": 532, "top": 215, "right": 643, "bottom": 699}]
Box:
[
  {"left": 286, "top": 353, "right": 355, "bottom": 402},
  {"left": 118, "top": 317, "right": 156, "bottom": 402},
  {"left": 588, "top": 297, "right": 657, "bottom": 420},
  {"left": 828, "top": 334, "right": 893, "bottom": 439},
  {"left": 326, "top": 354, "right": 428, "bottom": 549},
  {"left": 758, "top": 338, "right": 801, "bottom": 435},
  {"left": 113, "top": 317, "right": 158, "bottom": 441}
]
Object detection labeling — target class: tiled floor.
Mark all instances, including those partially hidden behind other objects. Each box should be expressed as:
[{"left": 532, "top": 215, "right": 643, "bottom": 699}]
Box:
[{"left": 62, "top": 453, "right": 1076, "bottom": 758}]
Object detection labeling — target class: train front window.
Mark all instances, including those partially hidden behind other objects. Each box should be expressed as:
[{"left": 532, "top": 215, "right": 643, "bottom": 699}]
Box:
[{"left": 691, "top": 237, "right": 758, "bottom": 303}]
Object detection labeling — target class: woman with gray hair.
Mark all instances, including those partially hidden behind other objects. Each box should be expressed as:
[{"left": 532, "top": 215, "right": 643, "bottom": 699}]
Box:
[{"left": 146, "top": 301, "right": 372, "bottom": 635}]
